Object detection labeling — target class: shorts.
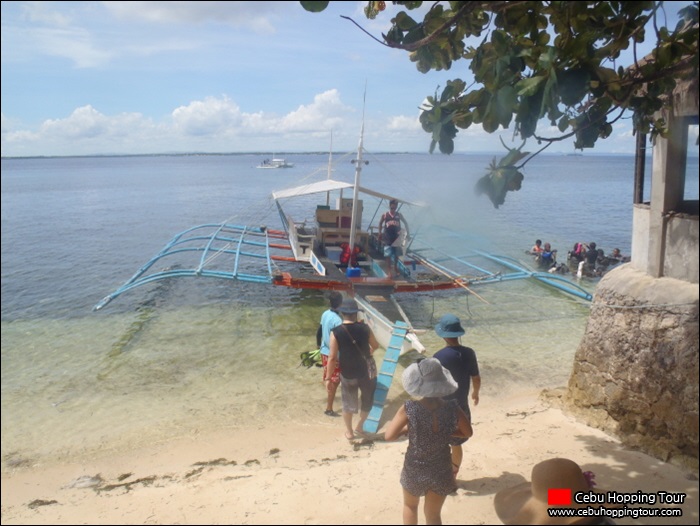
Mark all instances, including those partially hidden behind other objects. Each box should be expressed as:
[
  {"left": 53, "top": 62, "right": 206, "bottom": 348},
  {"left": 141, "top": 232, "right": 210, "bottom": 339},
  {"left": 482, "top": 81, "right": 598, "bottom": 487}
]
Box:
[
  {"left": 340, "top": 374, "right": 376, "bottom": 414},
  {"left": 322, "top": 355, "right": 340, "bottom": 384},
  {"left": 383, "top": 245, "right": 402, "bottom": 259}
]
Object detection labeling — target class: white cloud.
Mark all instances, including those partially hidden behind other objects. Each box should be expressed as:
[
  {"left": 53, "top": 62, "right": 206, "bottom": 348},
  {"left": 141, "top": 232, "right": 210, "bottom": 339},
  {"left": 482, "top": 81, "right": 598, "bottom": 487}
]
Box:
[
  {"left": 21, "top": 1, "right": 72, "bottom": 26},
  {"left": 2, "top": 8, "right": 112, "bottom": 68},
  {"left": 278, "top": 90, "right": 351, "bottom": 132},
  {"left": 2, "top": 90, "right": 643, "bottom": 157},
  {"left": 102, "top": 1, "right": 288, "bottom": 33},
  {"left": 386, "top": 115, "right": 420, "bottom": 132},
  {"left": 172, "top": 96, "right": 243, "bottom": 136},
  {"left": 1, "top": 91, "right": 368, "bottom": 156},
  {"left": 32, "top": 26, "right": 112, "bottom": 68}
]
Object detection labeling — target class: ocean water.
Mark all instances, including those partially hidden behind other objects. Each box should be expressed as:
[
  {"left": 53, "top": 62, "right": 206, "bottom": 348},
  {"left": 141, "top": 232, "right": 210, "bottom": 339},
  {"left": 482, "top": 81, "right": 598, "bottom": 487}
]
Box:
[{"left": 2, "top": 151, "right": 696, "bottom": 469}]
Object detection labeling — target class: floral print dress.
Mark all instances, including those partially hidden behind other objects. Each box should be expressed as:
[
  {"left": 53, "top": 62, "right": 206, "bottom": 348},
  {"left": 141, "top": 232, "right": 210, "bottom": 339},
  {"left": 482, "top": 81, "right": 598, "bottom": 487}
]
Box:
[{"left": 400, "top": 399, "right": 459, "bottom": 496}]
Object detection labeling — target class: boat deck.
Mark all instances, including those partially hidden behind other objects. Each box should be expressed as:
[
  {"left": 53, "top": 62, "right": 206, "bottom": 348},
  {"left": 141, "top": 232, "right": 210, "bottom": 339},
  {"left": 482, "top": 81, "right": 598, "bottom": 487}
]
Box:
[{"left": 353, "top": 285, "right": 404, "bottom": 323}]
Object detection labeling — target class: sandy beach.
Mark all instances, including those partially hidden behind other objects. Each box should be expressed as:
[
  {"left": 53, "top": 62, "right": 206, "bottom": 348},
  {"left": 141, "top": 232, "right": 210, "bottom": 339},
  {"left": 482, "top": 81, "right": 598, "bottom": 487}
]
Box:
[{"left": 2, "top": 387, "right": 697, "bottom": 525}]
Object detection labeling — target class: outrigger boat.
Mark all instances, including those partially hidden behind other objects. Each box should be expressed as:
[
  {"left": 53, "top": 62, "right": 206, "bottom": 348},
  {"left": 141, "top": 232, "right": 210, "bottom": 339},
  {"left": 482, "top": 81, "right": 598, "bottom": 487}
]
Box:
[
  {"left": 94, "top": 120, "right": 593, "bottom": 433},
  {"left": 94, "top": 123, "right": 592, "bottom": 358}
]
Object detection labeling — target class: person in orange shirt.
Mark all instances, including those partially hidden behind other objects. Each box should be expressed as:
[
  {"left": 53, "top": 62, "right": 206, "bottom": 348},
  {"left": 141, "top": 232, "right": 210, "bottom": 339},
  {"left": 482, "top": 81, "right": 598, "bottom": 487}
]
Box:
[{"left": 530, "top": 239, "right": 544, "bottom": 254}]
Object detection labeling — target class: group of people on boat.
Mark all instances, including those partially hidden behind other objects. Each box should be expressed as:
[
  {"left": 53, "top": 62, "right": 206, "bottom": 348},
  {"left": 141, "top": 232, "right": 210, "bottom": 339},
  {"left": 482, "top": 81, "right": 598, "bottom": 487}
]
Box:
[{"left": 528, "top": 239, "right": 629, "bottom": 278}]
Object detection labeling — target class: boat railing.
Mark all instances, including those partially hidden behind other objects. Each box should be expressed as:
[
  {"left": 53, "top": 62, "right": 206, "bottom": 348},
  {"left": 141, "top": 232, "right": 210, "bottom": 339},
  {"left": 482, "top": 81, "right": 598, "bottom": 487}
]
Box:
[{"left": 284, "top": 214, "right": 314, "bottom": 262}]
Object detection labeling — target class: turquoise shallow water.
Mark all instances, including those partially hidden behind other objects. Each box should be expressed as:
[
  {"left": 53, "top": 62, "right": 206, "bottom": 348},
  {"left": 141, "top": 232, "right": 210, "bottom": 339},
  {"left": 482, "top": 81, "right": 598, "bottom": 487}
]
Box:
[{"left": 3, "top": 152, "right": 695, "bottom": 469}]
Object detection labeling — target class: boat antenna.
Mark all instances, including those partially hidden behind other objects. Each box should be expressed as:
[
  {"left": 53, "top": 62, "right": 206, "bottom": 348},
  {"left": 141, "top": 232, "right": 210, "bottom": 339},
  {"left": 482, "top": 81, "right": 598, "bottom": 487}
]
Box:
[{"left": 349, "top": 89, "right": 368, "bottom": 253}]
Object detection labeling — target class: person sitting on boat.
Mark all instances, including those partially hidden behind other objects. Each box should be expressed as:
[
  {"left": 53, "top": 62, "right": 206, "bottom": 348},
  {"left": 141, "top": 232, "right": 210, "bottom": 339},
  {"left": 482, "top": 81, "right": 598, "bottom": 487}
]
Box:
[
  {"left": 535, "top": 242, "right": 557, "bottom": 269},
  {"left": 379, "top": 199, "right": 409, "bottom": 278},
  {"left": 529, "top": 239, "right": 544, "bottom": 255}
]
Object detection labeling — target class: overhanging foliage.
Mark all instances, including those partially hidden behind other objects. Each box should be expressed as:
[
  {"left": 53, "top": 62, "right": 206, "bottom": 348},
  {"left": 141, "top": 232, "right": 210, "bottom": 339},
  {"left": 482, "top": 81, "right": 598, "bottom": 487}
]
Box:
[{"left": 301, "top": 1, "right": 699, "bottom": 207}]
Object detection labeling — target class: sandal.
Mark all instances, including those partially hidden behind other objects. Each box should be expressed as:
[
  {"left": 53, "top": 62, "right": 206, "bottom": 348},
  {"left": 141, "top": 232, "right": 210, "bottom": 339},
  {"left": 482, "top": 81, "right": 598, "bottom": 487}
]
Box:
[
  {"left": 345, "top": 431, "right": 356, "bottom": 441},
  {"left": 324, "top": 410, "right": 340, "bottom": 417}
]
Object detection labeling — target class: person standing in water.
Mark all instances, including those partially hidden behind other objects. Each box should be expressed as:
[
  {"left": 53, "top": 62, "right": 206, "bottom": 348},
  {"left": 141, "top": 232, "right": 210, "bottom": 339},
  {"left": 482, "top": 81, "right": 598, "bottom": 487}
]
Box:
[
  {"left": 327, "top": 298, "right": 379, "bottom": 440},
  {"left": 319, "top": 291, "right": 343, "bottom": 417}
]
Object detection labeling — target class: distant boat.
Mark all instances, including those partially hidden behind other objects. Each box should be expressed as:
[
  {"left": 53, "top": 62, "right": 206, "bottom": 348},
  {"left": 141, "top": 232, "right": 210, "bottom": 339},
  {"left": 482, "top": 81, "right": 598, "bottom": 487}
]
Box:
[{"left": 258, "top": 156, "right": 294, "bottom": 169}]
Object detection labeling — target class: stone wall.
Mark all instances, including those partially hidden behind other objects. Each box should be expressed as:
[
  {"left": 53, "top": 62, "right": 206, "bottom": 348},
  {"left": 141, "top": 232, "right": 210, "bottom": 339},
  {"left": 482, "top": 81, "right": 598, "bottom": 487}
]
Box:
[{"left": 566, "top": 264, "right": 699, "bottom": 470}]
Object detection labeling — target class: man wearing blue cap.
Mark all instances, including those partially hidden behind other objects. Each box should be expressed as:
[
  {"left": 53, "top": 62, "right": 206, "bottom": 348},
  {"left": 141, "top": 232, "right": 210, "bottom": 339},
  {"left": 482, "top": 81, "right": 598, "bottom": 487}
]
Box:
[{"left": 432, "top": 313, "right": 481, "bottom": 479}]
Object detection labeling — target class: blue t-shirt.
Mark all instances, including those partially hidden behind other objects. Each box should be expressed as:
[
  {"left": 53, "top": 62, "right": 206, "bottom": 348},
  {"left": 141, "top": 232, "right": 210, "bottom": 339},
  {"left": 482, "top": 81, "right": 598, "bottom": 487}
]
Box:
[{"left": 319, "top": 309, "right": 342, "bottom": 356}]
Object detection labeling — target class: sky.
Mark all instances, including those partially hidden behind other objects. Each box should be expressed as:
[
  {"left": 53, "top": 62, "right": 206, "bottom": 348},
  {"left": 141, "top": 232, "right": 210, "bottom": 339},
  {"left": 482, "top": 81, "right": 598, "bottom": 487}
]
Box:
[{"left": 0, "top": 1, "right": 693, "bottom": 157}]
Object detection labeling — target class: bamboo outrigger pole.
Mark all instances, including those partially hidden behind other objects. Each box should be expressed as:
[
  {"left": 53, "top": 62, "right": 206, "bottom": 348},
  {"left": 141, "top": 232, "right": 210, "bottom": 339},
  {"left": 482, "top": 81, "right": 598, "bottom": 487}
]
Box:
[{"left": 411, "top": 254, "right": 491, "bottom": 305}]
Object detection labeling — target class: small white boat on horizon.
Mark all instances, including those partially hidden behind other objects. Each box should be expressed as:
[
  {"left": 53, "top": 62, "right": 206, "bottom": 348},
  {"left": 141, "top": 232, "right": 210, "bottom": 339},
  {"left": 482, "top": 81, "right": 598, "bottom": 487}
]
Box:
[{"left": 258, "top": 156, "right": 294, "bottom": 169}]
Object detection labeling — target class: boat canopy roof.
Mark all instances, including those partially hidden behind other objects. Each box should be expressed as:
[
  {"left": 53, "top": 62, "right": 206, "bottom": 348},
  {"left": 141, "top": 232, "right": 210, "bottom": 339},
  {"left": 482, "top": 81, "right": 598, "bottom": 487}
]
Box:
[{"left": 271, "top": 178, "right": 421, "bottom": 206}]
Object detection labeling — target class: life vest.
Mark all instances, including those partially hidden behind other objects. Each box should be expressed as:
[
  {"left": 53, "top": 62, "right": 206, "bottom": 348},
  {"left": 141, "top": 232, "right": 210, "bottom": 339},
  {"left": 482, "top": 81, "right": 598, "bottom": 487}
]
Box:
[{"left": 339, "top": 243, "right": 360, "bottom": 267}]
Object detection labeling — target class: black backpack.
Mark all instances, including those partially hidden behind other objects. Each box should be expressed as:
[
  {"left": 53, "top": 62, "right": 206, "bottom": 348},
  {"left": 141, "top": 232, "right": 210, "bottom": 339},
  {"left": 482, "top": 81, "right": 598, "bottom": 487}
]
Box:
[{"left": 316, "top": 324, "right": 323, "bottom": 348}]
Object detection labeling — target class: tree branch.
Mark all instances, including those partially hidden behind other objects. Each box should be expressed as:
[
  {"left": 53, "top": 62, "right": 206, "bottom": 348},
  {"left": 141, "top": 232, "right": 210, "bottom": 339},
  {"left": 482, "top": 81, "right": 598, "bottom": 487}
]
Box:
[{"left": 339, "top": 14, "right": 390, "bottom": 47}]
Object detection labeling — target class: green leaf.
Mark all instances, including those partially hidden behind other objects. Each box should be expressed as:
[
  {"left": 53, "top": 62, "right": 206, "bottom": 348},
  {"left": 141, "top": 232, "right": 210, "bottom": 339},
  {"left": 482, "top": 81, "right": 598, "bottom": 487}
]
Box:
[
  {"left": 483, "top": 106, "right": 499, "bottom": 133},
  {"left": 557, "top": 115, "right": 570, "bottom": 132},
  {"left": 499, "top": 149, "right": 529, "bottom": 167},
  {"left": 452, "top": 111, "right": 473, "bottom": 129},
  {"left": 492, "top": 30, "right": 509, "bottom": 54},
  {"left": 395, "top": 11, "right": 419, "bottom": 31},
  {"left": 516, "top": 76, "right": 546, "bottom": 97},
  {"left": 495, "top": 85, "right": 517, "bottom": 127},
  {"left": 300, "top": 1, "right": 329, "bottom": 13},
  {"left": 558, "top": 68, "right": 590, "bottom": 106},
  {"left": 439, "top": 136, "right": 454, "bottom": 154}
]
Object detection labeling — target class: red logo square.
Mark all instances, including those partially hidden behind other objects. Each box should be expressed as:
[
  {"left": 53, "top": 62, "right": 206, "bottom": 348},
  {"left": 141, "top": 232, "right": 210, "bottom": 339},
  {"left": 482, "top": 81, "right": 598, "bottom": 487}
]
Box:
[{"left": 548, "top": 488, "right": 572, "bottom": 506}]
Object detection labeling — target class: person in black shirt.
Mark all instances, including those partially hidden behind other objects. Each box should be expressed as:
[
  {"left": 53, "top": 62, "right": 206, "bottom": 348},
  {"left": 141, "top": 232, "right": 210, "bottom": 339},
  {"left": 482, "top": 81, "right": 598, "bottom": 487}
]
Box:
[
  {"left": 327, "top": 298, "right": 379, "bottom": 440},
  {"left": 432, "top": 313, "right": 481, "bottom": 480}
]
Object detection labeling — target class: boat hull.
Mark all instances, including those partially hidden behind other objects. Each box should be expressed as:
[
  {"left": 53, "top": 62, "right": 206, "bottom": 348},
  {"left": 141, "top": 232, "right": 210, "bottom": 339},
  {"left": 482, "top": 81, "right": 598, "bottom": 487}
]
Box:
[{"left": 355, "top": 292, "right": 425, "bottom": 355}]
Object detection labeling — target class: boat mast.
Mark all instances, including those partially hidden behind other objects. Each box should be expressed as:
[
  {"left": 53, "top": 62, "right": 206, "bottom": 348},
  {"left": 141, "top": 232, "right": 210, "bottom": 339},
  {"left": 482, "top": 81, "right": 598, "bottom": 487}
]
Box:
[
  {"left": 349, "top": 95, "right": 366, "bottom": 254},
  {"left": 325, "top": 130, "right": 333, "bottom": 207}
]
